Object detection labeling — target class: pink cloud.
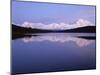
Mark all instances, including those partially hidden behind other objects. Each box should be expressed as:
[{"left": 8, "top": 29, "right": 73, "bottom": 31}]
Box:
[{"left": 20, "top": 19, "right": 94, "bottom": 30}]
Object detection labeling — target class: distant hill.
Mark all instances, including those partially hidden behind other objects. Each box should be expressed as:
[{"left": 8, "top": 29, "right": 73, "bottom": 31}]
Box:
[
  {"left": 12, "top": 24, "right": 96, "bottom": 34},
  {"left": 63, "top": 26, "right": 96, "bottom": 33},
  {"left": 12, "top": 24, "right": 53, "bottom": 34}
]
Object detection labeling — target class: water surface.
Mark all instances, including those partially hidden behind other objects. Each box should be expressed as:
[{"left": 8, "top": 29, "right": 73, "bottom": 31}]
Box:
[{"left": 12, "top": 33, "right": 96, "bottom": 74}]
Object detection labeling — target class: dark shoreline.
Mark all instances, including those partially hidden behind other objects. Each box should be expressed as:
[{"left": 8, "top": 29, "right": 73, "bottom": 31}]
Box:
[
  {"left": 12, "top": 33, "right": 96, "bottom": 40},
  {"left": 12, "top": 24, "right": 96, "bottom": 34}
]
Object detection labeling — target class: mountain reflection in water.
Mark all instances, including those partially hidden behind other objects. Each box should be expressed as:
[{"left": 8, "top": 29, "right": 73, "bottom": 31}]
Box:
[{"left": 12, "top": 33, "right": 95, "bottom": 47}]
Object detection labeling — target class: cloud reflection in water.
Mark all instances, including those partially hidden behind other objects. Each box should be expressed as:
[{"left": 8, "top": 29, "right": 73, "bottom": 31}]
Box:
[{"left": 21, "top": 33, "right": 94, "bottom": 47}]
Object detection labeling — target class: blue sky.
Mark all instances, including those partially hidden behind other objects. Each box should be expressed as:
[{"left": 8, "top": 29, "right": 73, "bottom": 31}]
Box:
[{"left": 12, "top": 1, "right": 96, "bottom": 26}]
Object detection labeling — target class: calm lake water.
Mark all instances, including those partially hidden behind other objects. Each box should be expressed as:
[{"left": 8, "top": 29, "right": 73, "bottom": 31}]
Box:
[{"left": 12, "top": 33, "right": 96, "bottom": 74}]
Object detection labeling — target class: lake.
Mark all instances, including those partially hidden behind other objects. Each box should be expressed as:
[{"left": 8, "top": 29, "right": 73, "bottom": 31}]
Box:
[{"left": 12, "top": 33, "right": 96, "bottom": 74}]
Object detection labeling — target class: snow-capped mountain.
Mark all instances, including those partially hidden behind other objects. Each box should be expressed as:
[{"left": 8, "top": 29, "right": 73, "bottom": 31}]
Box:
[{"left": 20, "top": 19, "right": 94, "bottom": 30}]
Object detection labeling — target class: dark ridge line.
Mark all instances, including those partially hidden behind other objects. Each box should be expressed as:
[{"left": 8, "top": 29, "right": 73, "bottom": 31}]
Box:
[{"left": 12, "top": 24, "right": 96, "bottom": 33}]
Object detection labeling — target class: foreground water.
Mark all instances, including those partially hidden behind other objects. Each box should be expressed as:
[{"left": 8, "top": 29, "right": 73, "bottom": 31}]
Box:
[{"left": 12, "top": 33, "right": 96, "bottom": 74}]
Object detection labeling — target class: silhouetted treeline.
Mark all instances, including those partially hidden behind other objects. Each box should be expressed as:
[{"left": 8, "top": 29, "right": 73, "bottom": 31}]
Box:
[
  {"left": 12, "top": 24, "right": 96, "bottom": 34},
  {"left": 12, "top": 24, "right": 54, "bottom": 34},
  {"left": 63, "top": 26, "right": 96, "bottom": 33}
]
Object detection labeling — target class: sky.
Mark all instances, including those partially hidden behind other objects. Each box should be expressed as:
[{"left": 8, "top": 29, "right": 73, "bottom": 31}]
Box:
[{"left": 12, "top": 1, "right": 96, "bottom": 29}]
